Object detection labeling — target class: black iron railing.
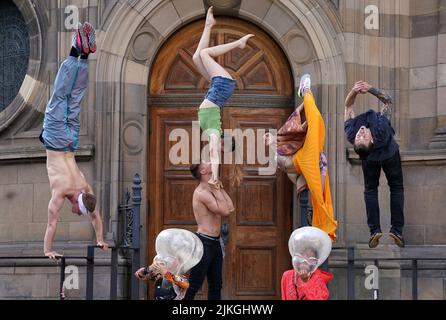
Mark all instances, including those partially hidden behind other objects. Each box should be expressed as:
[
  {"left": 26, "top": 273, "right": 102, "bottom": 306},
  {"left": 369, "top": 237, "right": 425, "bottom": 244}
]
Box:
[
  {"left": 0, "top": 255, "right": 84, "bottom": 300},
  {"left": 0, "top": 245, "right": 121, "bottom": 300},
  {"left": 298, "top": 191, "right": 446, "bottom": 300},
  {"left": 117, "top": 174, "right": 142, "bottom": 300},
  {"left": 327, "top": 248, "right": 446, "bottom": 300}
]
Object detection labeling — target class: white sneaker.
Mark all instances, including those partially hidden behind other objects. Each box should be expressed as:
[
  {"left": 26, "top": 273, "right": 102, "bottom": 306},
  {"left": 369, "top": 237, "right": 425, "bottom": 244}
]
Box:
[{"left": 298, "top": 74, "right": 311, "bottom": 98}]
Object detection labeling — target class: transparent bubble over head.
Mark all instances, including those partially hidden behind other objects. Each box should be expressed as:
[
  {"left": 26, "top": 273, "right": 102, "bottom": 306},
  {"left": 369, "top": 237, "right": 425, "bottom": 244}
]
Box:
[
  {"left": 288, "top": 227, "right": 332, "bottom": 275},
  {"left": 154, "top": 228, "right": 204, "bottom": 275}
]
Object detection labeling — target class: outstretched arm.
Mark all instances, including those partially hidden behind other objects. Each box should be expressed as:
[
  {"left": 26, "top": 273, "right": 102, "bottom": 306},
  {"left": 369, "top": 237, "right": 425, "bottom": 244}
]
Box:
[
  {"left": 84, "top": 183, "right": 108, "bottom": 250},
  {"left": 368, "top": 87, "right": 393, "bottom": 121},
  {"left": 344, "top": 89, "right": 357, "bottom": 120},
  {"left": 90, "top": 209, "right": 108, "bottom": 250},
  {"left": 380, "top": 102, "right": 392, "bottom": 121},
  {"left": 44, "top": 193, "right": 65, "bottom": 259}
]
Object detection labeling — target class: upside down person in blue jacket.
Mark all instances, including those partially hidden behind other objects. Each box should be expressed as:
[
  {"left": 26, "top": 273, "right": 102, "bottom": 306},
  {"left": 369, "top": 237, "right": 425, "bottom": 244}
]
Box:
[{"left": 344, "top": 81, "right": 405, "bottom": 248}]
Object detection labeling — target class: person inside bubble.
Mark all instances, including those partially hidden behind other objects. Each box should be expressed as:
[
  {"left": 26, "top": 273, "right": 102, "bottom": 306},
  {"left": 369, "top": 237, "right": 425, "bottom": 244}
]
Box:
[
  {"left": 135, "top": 256, "right": 190, "bottom": 300},
  {"left": 134, "top": 229, "right": 204, "bottom": 300},
  {"left": 281, "top": 246, "right": 333, "bottom": 300}
]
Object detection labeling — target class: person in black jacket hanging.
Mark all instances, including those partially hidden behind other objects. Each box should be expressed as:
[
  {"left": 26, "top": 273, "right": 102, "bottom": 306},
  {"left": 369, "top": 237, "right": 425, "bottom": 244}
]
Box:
[{"left": 344, "top": 81, "right": 405, "bottom": 248}]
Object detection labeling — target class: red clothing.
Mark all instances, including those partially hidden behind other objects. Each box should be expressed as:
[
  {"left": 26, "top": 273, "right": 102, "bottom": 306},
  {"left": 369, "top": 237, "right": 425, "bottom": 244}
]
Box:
[{"left": 281, "top": 268, "right": 333, "bottom": 300}]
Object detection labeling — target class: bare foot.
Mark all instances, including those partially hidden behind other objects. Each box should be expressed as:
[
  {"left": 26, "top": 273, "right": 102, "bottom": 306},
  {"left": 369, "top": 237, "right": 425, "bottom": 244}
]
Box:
[
  {"left": 238, "top": 34, "right": 255, "bottom": 49},
  {"left": 206, "top": 6, "right": 216, "bottom": 28}
]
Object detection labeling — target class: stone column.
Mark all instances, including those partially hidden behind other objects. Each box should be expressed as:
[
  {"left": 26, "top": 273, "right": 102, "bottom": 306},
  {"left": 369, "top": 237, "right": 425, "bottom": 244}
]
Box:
[{"left": 430, "top": 0, "right": 446, "bottom": 149}]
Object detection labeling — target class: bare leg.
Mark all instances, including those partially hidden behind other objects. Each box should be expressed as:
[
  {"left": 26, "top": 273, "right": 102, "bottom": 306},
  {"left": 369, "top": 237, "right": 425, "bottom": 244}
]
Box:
[
  {"left": 193, "top": 6, "right": 216, "bottom": 82},
  {"left": 209, "top": 133, "right": 221, "bottom": 185},
  {"left": 199, "top": 34, "right": 254, "bottom": 79},
  {"left": 321, "top": 172, "right": 326, "bottom": 194}
]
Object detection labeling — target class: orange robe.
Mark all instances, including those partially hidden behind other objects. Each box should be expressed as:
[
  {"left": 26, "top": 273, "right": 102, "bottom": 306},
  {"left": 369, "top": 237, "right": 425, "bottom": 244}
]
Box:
[{"left": 292, "top": 92, "right": 338, "bottom": 240}]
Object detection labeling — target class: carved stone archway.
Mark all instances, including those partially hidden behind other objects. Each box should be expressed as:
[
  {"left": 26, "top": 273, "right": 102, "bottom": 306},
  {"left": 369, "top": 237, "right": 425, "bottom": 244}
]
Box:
[{"left": 94, "top": 0, "right": 347, "bottom": 254}]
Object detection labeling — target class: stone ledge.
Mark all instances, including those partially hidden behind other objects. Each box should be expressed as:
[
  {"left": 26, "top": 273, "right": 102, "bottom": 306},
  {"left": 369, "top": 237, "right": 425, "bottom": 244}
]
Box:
[
  {"left": 347, "top": 148, "right": 446, "bottom": 165},
  {"left": 0, "top": 145, "right": 95, "bottom": 164}
]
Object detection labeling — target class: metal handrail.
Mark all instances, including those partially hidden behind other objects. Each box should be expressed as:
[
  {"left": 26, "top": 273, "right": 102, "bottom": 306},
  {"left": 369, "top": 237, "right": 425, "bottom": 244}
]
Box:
[
  {"left": 0, "top": 245, "right": 120, "bottom": 300},
  {"left": 2, "top": 247, "right": 445, "bottom": 300},
  {"left": 0, "top": 255, "right": 86, "bottom": 300},
  {"left": 0, "top": 256, "right": 87, "bottom": 260}
]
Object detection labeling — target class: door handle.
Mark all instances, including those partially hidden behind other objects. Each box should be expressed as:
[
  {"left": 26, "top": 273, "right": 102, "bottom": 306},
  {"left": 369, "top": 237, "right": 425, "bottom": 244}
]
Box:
[{"left": 221, "top": 223, "right": 229, "bottom": 245}]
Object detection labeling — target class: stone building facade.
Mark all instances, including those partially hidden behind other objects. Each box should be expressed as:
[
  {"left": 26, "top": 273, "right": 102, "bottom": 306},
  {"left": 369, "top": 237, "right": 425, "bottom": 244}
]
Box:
[{"left": 0, "top": 0, "right": 445, "bottom": 299}]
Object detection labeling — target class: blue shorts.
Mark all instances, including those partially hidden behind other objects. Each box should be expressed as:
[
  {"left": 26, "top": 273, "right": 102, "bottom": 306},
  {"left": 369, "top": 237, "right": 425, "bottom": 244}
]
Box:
[{"left": 205, "top": 76, "right": 236, "bottom": 108}]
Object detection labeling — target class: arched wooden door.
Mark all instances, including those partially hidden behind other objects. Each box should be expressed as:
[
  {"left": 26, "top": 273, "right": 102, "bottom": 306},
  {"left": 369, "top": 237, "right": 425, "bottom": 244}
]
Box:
[{"left": 148, "top": 17, "right": 294, "bottom": 300}]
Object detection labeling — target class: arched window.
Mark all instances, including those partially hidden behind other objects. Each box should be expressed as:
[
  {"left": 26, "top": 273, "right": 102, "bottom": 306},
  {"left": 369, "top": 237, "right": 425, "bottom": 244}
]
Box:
[{"left": 0, "top": 0, "right": 30, "bottom": 112}]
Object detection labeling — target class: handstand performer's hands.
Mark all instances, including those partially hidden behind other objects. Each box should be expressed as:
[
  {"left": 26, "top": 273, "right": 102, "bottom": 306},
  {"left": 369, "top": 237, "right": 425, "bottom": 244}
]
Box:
[
  {"left": 96, "top": 240, "right": 109, "bottom": 251},
  {"left": 45, "top": 251, "right": 63, "bottom": 260}
]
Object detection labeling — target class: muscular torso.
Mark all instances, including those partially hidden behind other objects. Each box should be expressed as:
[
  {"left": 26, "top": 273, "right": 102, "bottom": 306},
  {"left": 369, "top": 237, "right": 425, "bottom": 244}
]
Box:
[
  {"left": 192, "top": 186, "right": 222, "bottom": 237},
  {"left": 46, "top": 150, "right": 88, "bottom": 197}
]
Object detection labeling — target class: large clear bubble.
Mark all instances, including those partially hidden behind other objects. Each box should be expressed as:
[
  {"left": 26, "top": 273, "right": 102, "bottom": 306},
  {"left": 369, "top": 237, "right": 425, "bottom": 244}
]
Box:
[
  {"left": 288, "top": 227, "right": 332, "bottom": 275},
  {"left": 154, "top": 228, "right": 204, "bottom": 275}
]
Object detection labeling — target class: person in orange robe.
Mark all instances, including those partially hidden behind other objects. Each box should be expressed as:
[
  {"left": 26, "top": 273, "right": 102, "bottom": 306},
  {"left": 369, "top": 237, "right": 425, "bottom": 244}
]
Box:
[{"left": 292, "top": 74, "right": 337, "bottom": 241}]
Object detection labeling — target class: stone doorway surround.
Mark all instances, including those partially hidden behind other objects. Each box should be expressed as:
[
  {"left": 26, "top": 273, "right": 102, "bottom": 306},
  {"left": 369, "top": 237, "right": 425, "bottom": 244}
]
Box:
[{"left": 93, "top": 0, "right": 347, "bottom": 258}]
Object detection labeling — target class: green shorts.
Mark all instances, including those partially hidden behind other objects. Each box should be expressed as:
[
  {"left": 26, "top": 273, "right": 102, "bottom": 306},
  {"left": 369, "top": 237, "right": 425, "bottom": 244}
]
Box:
[{"left": 198, "top": 107, "right": 222, "bottom": 137}]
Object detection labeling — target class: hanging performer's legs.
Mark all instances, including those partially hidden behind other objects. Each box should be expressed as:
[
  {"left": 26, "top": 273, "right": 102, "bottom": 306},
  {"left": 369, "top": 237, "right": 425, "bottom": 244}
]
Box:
[
  {"left": 293, "top": 74, "right": 338, "bottom": 240},
  {"left": 194, "top": 7, "right": 254, "bottom": 188}
]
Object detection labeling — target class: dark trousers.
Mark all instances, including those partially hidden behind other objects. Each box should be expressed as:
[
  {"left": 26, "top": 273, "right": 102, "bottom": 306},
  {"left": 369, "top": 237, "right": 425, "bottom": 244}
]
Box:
[
  {"left": 184, "top": 233, "right": 223, "bottom": 300},
  {"left": 361, "top": 151, "right": 405, "bottom": 235}
]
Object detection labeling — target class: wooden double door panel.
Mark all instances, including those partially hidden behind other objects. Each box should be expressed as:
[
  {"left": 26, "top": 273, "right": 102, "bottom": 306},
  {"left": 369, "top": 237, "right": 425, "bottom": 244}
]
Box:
[{"left": 148, "top": 107, "right": 293, "bottom": 299}]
